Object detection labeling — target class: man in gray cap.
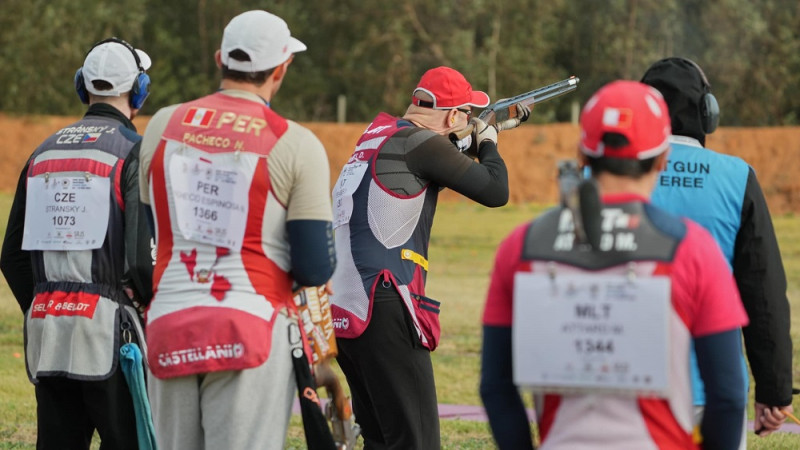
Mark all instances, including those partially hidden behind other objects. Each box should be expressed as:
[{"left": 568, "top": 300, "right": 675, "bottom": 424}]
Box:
[
  {"left": 1, "top": 37, "right": 154, "bottom": 449},
  {"left": 138, "top": 10, "right": 335, "bottom": 450}
]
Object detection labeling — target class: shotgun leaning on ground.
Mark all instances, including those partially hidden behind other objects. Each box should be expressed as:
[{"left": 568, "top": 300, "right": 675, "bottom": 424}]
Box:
[{"left": 294, "top": 286, "right": 361, "bottom": 449}]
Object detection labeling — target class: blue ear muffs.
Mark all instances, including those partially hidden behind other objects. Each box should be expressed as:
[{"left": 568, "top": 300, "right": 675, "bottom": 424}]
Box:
[
  {"left": 129, "top": 71, "right": 151, "bottom": 110},
  {"left": 74, "top": 67, "right": 90, "bottom": 104},
  {"left": 74, "top": 37, "right": 151, "bottom": 109}
]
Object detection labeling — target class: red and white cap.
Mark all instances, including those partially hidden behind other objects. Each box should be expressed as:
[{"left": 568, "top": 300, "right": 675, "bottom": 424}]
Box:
[
  {"left": 579, "top": 80, "right": 671, "bottom": 160},
  {"left": 412, "top": 66, "right": 490, "bottom": 109}
]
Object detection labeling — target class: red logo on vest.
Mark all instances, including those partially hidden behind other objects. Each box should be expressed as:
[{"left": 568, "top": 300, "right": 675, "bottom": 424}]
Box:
[{"left": 30, "top": 291, "right": 100, "bottom": 319}]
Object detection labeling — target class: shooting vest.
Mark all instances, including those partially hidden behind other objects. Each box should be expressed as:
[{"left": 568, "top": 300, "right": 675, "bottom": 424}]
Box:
[
  {"left": 23, "top": 116, "right": 144, "bottom": 381},
  {"left": 145, "top": 92, "right": 294, "bottom": 379},
  {"left": 517, "top": 199, "right": 699, "bottom": 448},
  {"left": 651, "top": 135, "right": 750, "bottom": 406},
  {"left": 330, "top": 113, "right": 442, "bottom": 350}
]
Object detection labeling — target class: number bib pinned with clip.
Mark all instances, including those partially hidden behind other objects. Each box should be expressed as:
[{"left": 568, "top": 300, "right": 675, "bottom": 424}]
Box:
[
  {"left": 512, "top": 272, "right": 671, "bottom": 397},
  {"left": 22, "top": 175, "right": 110, "bottom": 251},
  {"left": 168, "top": 149, "right": 250, "bottom": 251}
]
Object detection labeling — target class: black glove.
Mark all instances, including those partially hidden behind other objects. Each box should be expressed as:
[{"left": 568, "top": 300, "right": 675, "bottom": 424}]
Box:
[{"left": 517, "top": 103, "right": 532, "bottom": 122}]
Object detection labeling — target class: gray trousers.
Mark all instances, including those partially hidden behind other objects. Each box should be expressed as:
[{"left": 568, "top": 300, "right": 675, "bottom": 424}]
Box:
[{"left": 148, "top": 313, "right": 298, "bottom": 450}]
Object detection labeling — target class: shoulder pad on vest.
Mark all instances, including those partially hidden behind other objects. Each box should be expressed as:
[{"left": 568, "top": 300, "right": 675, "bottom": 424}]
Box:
[{"left": 522, "top": 202, "right": 686, "bottom": 270}]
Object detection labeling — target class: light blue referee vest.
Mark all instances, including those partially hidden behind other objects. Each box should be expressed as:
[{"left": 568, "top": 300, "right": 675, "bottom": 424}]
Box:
[{"left": 651, "top": 135, "right": 750, "bottom": 406}]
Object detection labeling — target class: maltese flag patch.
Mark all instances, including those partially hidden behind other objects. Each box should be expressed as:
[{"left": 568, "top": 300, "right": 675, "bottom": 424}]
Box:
[
  {"left": 182, "top": 107, "right": 216, "bottom": 128},
  {"left": 603, "top": 107, "right": 632, "bottom": 128}
]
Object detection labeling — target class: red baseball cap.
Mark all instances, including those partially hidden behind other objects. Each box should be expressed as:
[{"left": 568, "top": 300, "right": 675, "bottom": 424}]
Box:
[
  {"left": 579, "top": 80, "right": 671, "bottom": 160},
  {"left": 412, "top": 66, "right": 490, "bottom": 109}
]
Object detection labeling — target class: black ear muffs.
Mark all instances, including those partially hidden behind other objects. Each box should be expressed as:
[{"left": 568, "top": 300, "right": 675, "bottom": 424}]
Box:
[
  {"left": 681, "top": 58, "right": 719, "bottom": 134},
  {"left": 74, "top": 37, "right": 150, "bottom": 109},
  {"left": 700, "top": 88, "right": 719, "bottom": 134}
]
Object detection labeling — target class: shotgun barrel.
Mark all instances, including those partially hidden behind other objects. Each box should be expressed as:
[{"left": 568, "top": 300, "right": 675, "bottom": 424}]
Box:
[{"left": 450, "top": 76, "right": 580, "bottom": 141}]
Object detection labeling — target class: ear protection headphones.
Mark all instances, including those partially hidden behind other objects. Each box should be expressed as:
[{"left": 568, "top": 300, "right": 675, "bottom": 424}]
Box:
[
  {"left": 681, "top": 58, "right": 720, "bottom": 134},
  {"left": 74, "top": 37, "right": 151, "bottom": 109}
]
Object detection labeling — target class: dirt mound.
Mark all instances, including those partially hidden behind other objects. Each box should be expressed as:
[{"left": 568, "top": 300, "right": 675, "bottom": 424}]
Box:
[{"left": 2, "top": 113, "right": 798, "bottom": 213}]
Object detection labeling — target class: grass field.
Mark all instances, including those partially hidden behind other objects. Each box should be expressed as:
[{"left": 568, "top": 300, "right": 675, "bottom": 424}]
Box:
[{"left": 1, "top": 196, "right": 800, "bottom": 449}]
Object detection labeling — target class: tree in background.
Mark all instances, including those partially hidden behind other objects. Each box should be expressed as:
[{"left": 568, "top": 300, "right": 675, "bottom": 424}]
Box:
[{"left": 0, "top": 0, "right": 798, "bottom": 125}]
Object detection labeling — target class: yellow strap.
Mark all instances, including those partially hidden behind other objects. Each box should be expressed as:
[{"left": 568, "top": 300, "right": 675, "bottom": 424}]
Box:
[
  {"left": 692, "top": 425, "right": 702, "bottom": 444},
  {"left": 401, "top": 248, "right": 428, "bottom": 271}
]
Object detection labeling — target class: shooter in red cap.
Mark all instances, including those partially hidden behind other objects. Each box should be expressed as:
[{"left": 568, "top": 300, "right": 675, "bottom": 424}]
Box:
[
  {"left": 480, "top": 80, "right": 747, "bottom": 449},
  {"left": 329, "top": 66, "right": 530, "bottom": 449}
]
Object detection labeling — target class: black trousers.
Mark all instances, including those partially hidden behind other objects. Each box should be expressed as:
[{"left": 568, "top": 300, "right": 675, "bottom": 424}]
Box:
[
  {"left": 34, "top": 367, "right": 138, "bottom": 450},
  {"left": 336, "top": 287, "right": 440, "bottom": 450}
]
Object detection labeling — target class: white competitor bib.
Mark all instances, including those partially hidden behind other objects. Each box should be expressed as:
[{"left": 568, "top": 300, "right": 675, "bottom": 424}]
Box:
[
  {"left": 169, "top": 152, "right": 250, "bottom": 250},
  {"left": 332, "top": 142, "right": 382, "bottom": 228},
  {"left": 22, "top": 176, "right": 110, "bottom": 251},
  {"left": 512, "top": 273, "right": 671, "bottom": 397}
]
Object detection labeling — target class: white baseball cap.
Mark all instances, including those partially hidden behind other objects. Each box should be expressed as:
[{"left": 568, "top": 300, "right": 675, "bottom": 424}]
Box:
[
  {"left": 82, "top": 40, "right": 151, "bottom": 96},
  {"left": 220, "top": 10, "right": 307, "bottom": 72}
]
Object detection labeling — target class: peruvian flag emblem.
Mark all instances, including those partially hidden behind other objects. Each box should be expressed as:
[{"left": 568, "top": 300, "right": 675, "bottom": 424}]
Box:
[{"left": 182, "top": 107, "right": 216, "bottom": 128}]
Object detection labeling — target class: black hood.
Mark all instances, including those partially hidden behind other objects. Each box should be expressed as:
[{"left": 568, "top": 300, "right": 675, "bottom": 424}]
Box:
[{"left": 641, "top": 57, "right": 709, "bottom": 146}]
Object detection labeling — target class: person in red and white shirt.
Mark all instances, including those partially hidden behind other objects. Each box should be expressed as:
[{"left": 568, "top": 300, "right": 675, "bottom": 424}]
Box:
[
  {"left": 138, "top": 10, "right": 334, "bottom": 450},
  {"left": 330, "top": 66, "right": 529, "bottom": 449},
  {"left": 480, "top": 81, "right": 748, "bottom": 449}
]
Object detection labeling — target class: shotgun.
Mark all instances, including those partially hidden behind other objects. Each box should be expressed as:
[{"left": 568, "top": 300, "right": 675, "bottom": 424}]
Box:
[
  {"left": 294, "top": 286, "right": 361, "bottom": 449},
  {"left": 557, "top": 159, "right": 601, "bottom": 250},
  {"left": 451, "top": 76, "right": 580, "bottom": 141}
]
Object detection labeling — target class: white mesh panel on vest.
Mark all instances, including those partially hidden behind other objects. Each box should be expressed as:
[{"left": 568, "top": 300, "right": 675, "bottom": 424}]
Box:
[
  {"left": 367, "top": 180, "right": 425, "bottom": 249},
  {"left": 330, "top": 223, "right": 370, "bottom": 320}
]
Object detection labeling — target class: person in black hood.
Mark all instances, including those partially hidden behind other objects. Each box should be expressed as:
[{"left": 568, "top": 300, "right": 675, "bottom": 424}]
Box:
[
  {"left": 644, "top": 57, "right": 794, "bottom": 446},
  {"left": 641, "top": 57, "right": 718, "bottom": 145}
]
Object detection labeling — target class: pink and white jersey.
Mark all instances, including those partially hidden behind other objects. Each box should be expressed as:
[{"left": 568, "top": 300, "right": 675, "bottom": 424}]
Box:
[
  {"left": 483, "top": 194, "right": 748, "bottom": 449},
  {"left": 139, "top": 91, "right": 332, "bottom": 379}
]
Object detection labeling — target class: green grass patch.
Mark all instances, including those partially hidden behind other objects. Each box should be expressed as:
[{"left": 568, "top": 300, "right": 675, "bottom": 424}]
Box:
[{"left": 1, "top": 197, "right": 799, "bottom": 448}]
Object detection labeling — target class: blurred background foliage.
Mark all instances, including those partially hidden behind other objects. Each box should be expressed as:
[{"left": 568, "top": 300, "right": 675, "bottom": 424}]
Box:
[{"left": 1, "top": 0, "right": 798, "bottom": 125}]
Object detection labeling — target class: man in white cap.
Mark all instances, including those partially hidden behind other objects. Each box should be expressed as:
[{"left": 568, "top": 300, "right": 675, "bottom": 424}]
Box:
[
  {"left": 138, "top": 10, "right": 335, "bottom": 449},
  {"left": 0, "top": 37, "right": 154, "bottom": 449},
  {"left": 329, "top": 66, "right": 529, "bottom": 449}
]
